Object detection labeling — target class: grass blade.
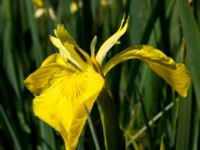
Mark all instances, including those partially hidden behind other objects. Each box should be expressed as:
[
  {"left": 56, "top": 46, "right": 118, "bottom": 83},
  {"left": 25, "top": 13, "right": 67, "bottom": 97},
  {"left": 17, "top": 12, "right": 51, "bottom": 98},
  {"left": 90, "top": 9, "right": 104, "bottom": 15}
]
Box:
[
  {"left": 175, "top": 91, "right": 192, "bottom": 150},
  {"left": 0, "top": 105, "right": 22, "bottom": 150},
  {"left": 84, "top": 105, "right": 101, "bottom": 150},
  {"left": 178, "top": 0, "right": 200, "bottom": 111},
  {"left": 25, "top": 0, "right": 43, "bottom": 66}
]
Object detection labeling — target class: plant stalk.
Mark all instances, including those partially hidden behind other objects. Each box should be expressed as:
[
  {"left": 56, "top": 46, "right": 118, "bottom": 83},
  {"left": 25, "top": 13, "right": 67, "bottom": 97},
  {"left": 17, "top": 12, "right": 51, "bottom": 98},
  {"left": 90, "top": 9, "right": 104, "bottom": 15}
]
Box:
[{"left": 97, "top": 87, "right": 122, "bottom": 150}]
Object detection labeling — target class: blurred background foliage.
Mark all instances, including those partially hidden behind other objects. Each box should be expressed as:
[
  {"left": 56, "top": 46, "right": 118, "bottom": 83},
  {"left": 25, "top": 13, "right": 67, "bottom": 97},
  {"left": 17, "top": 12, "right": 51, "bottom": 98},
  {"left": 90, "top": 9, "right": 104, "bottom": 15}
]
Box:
[{"left": 0, "top": 0, "right": 200, "bottom": 149}]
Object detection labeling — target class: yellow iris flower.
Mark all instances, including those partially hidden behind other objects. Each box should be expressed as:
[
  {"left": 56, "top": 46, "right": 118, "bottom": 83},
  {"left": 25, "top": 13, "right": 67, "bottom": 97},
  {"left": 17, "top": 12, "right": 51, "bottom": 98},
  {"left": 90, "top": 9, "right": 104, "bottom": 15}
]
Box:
[{"left": 24, "top": 15, "right": 190, "bottom": 150}]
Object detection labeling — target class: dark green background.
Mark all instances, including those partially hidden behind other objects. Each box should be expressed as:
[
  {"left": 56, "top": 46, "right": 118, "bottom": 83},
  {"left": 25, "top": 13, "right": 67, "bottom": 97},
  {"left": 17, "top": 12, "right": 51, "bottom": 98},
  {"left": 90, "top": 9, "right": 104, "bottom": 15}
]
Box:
[{"left": 0, "top": 0, "right": 200, "bottom": 149}]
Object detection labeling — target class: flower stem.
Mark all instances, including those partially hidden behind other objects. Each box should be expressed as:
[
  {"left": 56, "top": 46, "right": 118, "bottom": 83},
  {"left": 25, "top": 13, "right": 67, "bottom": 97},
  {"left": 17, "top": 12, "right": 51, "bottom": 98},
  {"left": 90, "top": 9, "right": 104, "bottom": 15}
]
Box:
[{"left": 97, "top": 87, "right": 122, "bottom": 150}]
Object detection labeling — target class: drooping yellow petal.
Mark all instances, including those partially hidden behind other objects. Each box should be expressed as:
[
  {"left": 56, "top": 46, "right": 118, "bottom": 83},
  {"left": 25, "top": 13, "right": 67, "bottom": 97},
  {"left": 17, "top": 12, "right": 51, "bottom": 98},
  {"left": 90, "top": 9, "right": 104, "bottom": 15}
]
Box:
[
  {"left": 147, "top": 63, "right": 190, "bottom": 97},
  {"left": 25, "top": 53, "right": 104, "bottom": 150},
  {"left": 33, "top": 66, "right": 104, "bottom": 150},
  {"left": 103, "top": 45, "right": 190, "bottom": 97},
  {"left": 96, "top": 15, "right": 129, "bottom": 65},
  {"left": 50, "top": 24, "right": 92, "bottom": 70}
]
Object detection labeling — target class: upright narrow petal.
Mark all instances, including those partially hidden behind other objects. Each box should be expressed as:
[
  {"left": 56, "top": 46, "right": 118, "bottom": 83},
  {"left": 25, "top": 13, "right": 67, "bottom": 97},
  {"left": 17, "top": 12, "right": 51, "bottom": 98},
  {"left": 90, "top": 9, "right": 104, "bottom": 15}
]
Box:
[
  {"left": 25, "top": 54, "right": 104, "bottom": 150},
  {"left": 50, "top": 25, "right": 92, "bottom": 70},
  {"left": 103, "top": 45, "right": 190, "bottom": 97},
  {"left": 96, "top": 15, "right": 129, "bottom": 65}
]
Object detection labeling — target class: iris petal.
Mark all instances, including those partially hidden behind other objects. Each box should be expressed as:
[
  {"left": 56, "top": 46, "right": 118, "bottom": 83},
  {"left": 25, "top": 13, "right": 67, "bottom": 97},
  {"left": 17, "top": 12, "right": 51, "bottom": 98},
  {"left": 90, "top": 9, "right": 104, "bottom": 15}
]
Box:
[
  {"left": 50, "top": 25, "right": 92, "bottom": 69},
  {"left": 25, "top": 54, "right": 104, "bottom": 150},
  {"left": 103, "top": 45, "right": 190, "bottom": 97},
  {"left": 24, "top": 53, "right": 66, "bottom": 95},
  {"left": 96, "top": 15, "right": 129, "bottom": 65}
]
